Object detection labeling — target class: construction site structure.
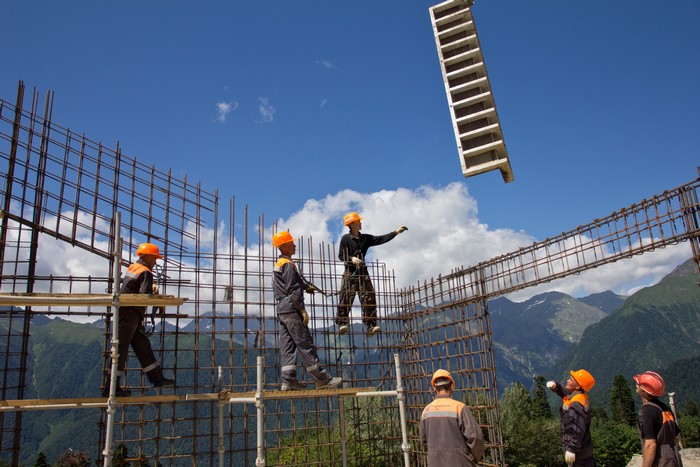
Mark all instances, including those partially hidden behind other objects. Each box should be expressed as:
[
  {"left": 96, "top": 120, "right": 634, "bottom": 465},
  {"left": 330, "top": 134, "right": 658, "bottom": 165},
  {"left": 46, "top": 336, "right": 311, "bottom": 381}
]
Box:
[
  {"left": 430, "top": 0, "right": 514, "bottom": 183},
  {"left": 1, "top": 83, "right": 700, "bottom": 466}
]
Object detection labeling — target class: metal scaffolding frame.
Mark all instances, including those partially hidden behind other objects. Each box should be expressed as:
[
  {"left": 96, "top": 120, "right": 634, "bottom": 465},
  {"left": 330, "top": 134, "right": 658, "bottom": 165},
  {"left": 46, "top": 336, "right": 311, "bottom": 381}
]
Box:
[{"left": 1, "top": 82, "right": 699, "bottom": 466}]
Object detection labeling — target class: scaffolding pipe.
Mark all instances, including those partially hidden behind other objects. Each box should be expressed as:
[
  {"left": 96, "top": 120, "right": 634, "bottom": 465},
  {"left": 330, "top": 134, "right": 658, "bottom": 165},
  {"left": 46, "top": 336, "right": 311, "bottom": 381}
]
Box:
[
  {"left": 394, "top": 353, "right": 412, "bottom": 467},
  {"left": 218, "top": 366, "right": 224, "bottom": 467},
  {"left": 103, "top": 212, "right": 122, "bottom": 467},
  {"left": 255, "top": 355, "right": 265, "bottom": 467},
  {"left": 339, "top": 396, "right": 348, "bottom": 467}
]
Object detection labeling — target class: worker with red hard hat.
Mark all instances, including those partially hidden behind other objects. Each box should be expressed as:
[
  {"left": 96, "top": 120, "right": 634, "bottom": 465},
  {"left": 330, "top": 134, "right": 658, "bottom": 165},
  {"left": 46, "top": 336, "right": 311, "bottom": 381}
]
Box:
[
  {"left": 102, "top": 243, "right": 174, "bottom": 397},
  {"left": 420, "top": 369, "right": 484, "bottom": 466},
  {"left": 336, "top": 211, "right": 407, "bottom": 336},
  {"left": 633, "top": 371, "right": 683, "bottom": 467},
  {"left": 546, "top": 369, "right": 596, "bottom": 466},
  {"left": 272, "top": 231, "right": 341, "bottom": 391}
]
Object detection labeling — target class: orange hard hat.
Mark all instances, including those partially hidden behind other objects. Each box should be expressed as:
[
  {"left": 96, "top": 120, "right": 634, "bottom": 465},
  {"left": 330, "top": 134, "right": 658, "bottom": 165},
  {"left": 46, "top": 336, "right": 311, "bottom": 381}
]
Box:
[
  {"left": 570, "top": 369, "right": 595, "bottom": 392},
  {"left": 431, "top": 369, "right": 455, "bottom": 389},
  {"left": 343, "top": 212, "right": 362, "bottom": 226},
  {"left": 633, "top": 371, "right": 666, "bottom": 398},
  {"left": 136, "top": 243, "right": 162, "bottom": 259},
  {"left": 272, "top": 231, "right": 294, "bottom": 248}
]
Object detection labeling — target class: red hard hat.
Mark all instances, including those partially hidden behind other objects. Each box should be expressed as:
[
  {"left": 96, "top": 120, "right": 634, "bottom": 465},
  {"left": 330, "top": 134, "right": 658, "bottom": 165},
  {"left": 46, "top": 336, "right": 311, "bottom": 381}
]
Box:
[
  {"left": 633, "top": 371, "right": 666, "bottom": 398},
  {"left": 431, "top": 369, "right": 454, "bottom": 389},
  {"left": 136, "top": 243, "right": 162, "bottom": 259},
  {"left": 272, "top": 231, "right": 294, "bottom": 248},
  {"left": 343, "top": 212, "right": 362, "bottom": 226}
]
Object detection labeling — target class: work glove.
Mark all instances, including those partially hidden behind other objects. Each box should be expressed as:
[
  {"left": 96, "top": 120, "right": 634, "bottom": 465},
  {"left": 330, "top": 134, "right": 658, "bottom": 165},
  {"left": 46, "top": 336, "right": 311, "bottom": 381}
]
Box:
[
  {"left": 565, "top": 451, "right": 576, "bottom": 464},
  {"left": 396, "top": 226, "right": 408, "bottom": 234},
  {"left": 351, "top": 256, "right": 363, "bottom": 266},
  {"left": 546, "top": 381, "right": 557, "bottom": 390},
  {"left": 300, "top": 308, "right": 309, "bottom": 326},
  {"left": 152, "top": 285, "right": 160, "bottom": 294},
  {"left": 305, "top": 285, "right": 317, "bottom": 294}
]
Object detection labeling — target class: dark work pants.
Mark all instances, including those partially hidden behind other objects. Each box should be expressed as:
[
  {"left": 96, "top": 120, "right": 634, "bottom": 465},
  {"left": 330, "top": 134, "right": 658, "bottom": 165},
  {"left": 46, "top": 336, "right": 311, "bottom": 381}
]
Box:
[
  {"left": 117, "top": 307, "right": 161, "bottom": 383},
  {"left": 336, "top": 272, "right": 377, "bottom": 328},
  {"left": 278, "top": 311, "right": 330, "bottom": 385}
]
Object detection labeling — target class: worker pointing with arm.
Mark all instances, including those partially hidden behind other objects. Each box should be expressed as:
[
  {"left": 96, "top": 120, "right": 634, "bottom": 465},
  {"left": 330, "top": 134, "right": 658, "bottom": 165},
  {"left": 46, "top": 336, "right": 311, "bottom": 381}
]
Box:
[
  {"left": 336, "top": 211, "right": 407, "bottom": 336},
  {"left": 547, "top": 369, "right": 596, "bottom": 466}
]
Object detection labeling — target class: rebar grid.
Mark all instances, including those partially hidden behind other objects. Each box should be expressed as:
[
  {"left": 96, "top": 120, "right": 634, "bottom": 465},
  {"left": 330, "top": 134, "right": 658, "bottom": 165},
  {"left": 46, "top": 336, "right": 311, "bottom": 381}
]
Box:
[{"left": 1, "top": 82, "right": 700, "bottom": 466}]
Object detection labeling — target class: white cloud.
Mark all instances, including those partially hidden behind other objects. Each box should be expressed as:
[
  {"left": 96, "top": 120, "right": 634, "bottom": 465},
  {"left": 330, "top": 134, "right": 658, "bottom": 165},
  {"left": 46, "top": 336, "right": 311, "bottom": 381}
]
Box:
[
  {"left": 320, "top": 99, "right": 327, "bottom": 109},
  {"left": 315, "top": 59, "right": 337, "bottom": 70},
  {"left": 270, "top": 183, "right": 693, "bottom": 302},
  {"left": 215, "top": 101, "right": 238, "bottom": 123},
  {"left": 257, "top": 98, "right": 275, "bottom": 123}
]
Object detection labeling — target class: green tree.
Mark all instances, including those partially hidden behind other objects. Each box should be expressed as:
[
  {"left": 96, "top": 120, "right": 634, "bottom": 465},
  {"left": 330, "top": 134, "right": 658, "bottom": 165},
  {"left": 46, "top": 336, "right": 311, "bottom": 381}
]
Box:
[
  {"left": 111, "top": 443, "right": 131, "bottom": 467},
  {"left": 678, "top": 415, "right": 700, "bottom": 448},
  {"left": 53, "top": 450, "right": 92, "bottom": 467},
  {"left": 685, "top": 399, "right": 699, "bottom": 417},
  {"left": 500, "top": 382, "right": 561, "bottom": 467},
  {"left": 610, "top": 374, "right": 636, "bottom": 426},
  {"left": 590, "top": 418, "right": 639, "bottom": 467},
  {"left": 34, "top": 452, "right": 50, "bottom": 467},
  {"left": 531, "top": 376, "right": 553, "bottom": 419}
]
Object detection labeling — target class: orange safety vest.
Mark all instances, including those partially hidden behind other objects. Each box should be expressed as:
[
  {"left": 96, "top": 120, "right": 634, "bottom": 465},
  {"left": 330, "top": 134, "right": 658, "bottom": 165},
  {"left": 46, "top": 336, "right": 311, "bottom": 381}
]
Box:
[{"left": 563, "top": 392, "right": 589, "bottom": 410}]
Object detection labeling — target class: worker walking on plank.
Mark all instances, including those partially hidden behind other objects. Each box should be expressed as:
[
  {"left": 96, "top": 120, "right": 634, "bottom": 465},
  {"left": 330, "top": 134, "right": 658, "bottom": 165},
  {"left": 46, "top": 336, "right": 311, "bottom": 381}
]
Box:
[
  {"left": 420, "top": 369, "right": 484, "bottom": 467},
  {"left": 336, "top": 211, "right": 407, "bottom": 336},
  {"left": 547, "top": 369, "right": 596, "bottom": 466},
  {"left": 102, "top": 242, "right": 174, "bottom": 397},
  {"left": 272, "top": 231, "right": 342, "bottom": 391},
  {"left": 633, "top": 371, "right": 683, "bottom": 467}
]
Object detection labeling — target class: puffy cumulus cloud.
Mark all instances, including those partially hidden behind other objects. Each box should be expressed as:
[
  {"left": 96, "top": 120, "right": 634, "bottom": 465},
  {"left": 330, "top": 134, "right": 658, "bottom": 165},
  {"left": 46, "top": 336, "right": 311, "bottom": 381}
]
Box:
[
  {"left": 271, "top": 183, "right": 536, "bottom": 289},
  {"left": 270, "top": 183, "right": 694, "bottom": 300},
  {"left": 215, "top": 101, "right": 238, "bottom": 123}
]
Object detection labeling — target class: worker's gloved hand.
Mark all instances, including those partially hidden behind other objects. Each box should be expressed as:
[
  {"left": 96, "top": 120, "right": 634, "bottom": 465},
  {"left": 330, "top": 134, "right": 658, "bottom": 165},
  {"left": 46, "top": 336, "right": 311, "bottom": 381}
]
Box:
[
  {"left": 565, "top": 451, "right": 576, "bottom": 464},
  {"left": 305, "top": 285, "right": 316, "bottom": 294},
  {"left": 351, "top": 256, "right": 363, "bottom": 266},
  {"left": 546, "top": 381, "right": 557, "bottom": 390},
  {"left": 152, "top": 285, "right": 160, "bottom": 294},
  {"left": 300, "top": 308, "right": 309, "bottom": 326},
  {"left": 396, "top": 226, "right": 408, "bottom": 234}
]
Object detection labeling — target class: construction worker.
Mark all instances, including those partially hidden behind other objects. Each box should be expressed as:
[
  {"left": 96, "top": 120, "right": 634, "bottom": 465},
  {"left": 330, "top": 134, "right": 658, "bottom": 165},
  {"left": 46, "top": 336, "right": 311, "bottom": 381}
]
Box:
[
  {"left": 102, "top": 242, "right": 174, "bottom": 397},
  {"left": 547, "top": 369, "right": 596, "bottom": 466},
  {"left": 272, "top": 231, "right": 342, "bottom": 391},
  {"left": 336, "top": 211, "right": 407, "bottom": 336},
  {"left": 420, "top": 369, "right": 484, "bottom": 467},
  {"left": 633, "top": 371, "right": 683, "bottom": 467}
]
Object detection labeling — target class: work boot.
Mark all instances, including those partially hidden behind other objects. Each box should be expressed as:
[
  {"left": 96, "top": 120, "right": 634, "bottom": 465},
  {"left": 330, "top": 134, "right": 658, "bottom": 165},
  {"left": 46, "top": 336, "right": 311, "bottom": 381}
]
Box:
[
  {"left": 281, "top": 380, "right": 307, "bottom": 391},
  {"left": 367, "top": 324, "right": 381, "bottom": 336},
  {"left": 315, "top": 376, "right": 342, "bottom": 390},
  {"left": 102, "top": 379, "right": 132, "bottom": 398},
  {"left": 338, "top": 324, "right": 349, "bottom": 335},
  {"left": 153, "top": 376, "right": 175, "bottom": 388}
]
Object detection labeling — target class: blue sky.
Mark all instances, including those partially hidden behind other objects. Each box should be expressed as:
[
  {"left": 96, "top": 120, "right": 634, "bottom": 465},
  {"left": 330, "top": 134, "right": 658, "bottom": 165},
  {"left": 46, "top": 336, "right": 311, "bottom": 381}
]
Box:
[{"left": 2, "top": 1, "right": 699, "bottom": 299}]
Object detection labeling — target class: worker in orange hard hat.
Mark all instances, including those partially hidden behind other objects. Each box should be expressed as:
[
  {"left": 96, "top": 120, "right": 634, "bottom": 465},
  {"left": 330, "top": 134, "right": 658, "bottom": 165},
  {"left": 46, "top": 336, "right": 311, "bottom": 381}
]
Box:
[
  {"left": 420, "top": 369, "right": 484, "bottom": 466},
  {"left": 336, "top": 212, "right": 407, "bottom": 336},
  {"left": 102, "top": 243, "right": 174, "bottom": 397},
  {"left": 546, "top": 369, "right": 596, "bottom": 466},
  {"left": 633, "top": 371, "right": 683, "bottom": 466},
  {"left": 272, "top": 231, "right": 342, "bottom": 391}
]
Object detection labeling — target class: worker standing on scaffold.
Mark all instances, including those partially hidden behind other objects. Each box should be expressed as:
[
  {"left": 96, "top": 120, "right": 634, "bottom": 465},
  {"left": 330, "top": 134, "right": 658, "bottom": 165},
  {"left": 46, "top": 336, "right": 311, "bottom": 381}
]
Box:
[
  {"left": 102, "top": 242, "right": 175, "bottom": 397},
  {"left": 272, "top": 231, "right": 342, "bottom": 391},
  {"left": 336, "top": 212, "right": 407, "bottom": 336}
]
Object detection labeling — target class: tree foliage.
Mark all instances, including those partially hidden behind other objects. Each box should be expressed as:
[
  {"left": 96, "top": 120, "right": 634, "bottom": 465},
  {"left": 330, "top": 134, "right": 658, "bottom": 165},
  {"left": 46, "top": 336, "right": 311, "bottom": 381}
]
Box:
[
  {"left": 531, "top": 376, "right": 553, "bottom": 419},
  {"left": 33, "top": 452, "right": 50, "bottom": 467},
  {"left": 590, "top": 418, "right": 639, "bottom": 467},
  {"left": 53, "top": 450, "right": 92, "bottom": 467},
  {"left": 610, "top": 374, "right": 636, "bottom": 426},
  {"left": 678, "top": 415, "right": 700, "bottom": 448},
  {"left": 500, "top": 382, "right": 562, "bottom": 466}
]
